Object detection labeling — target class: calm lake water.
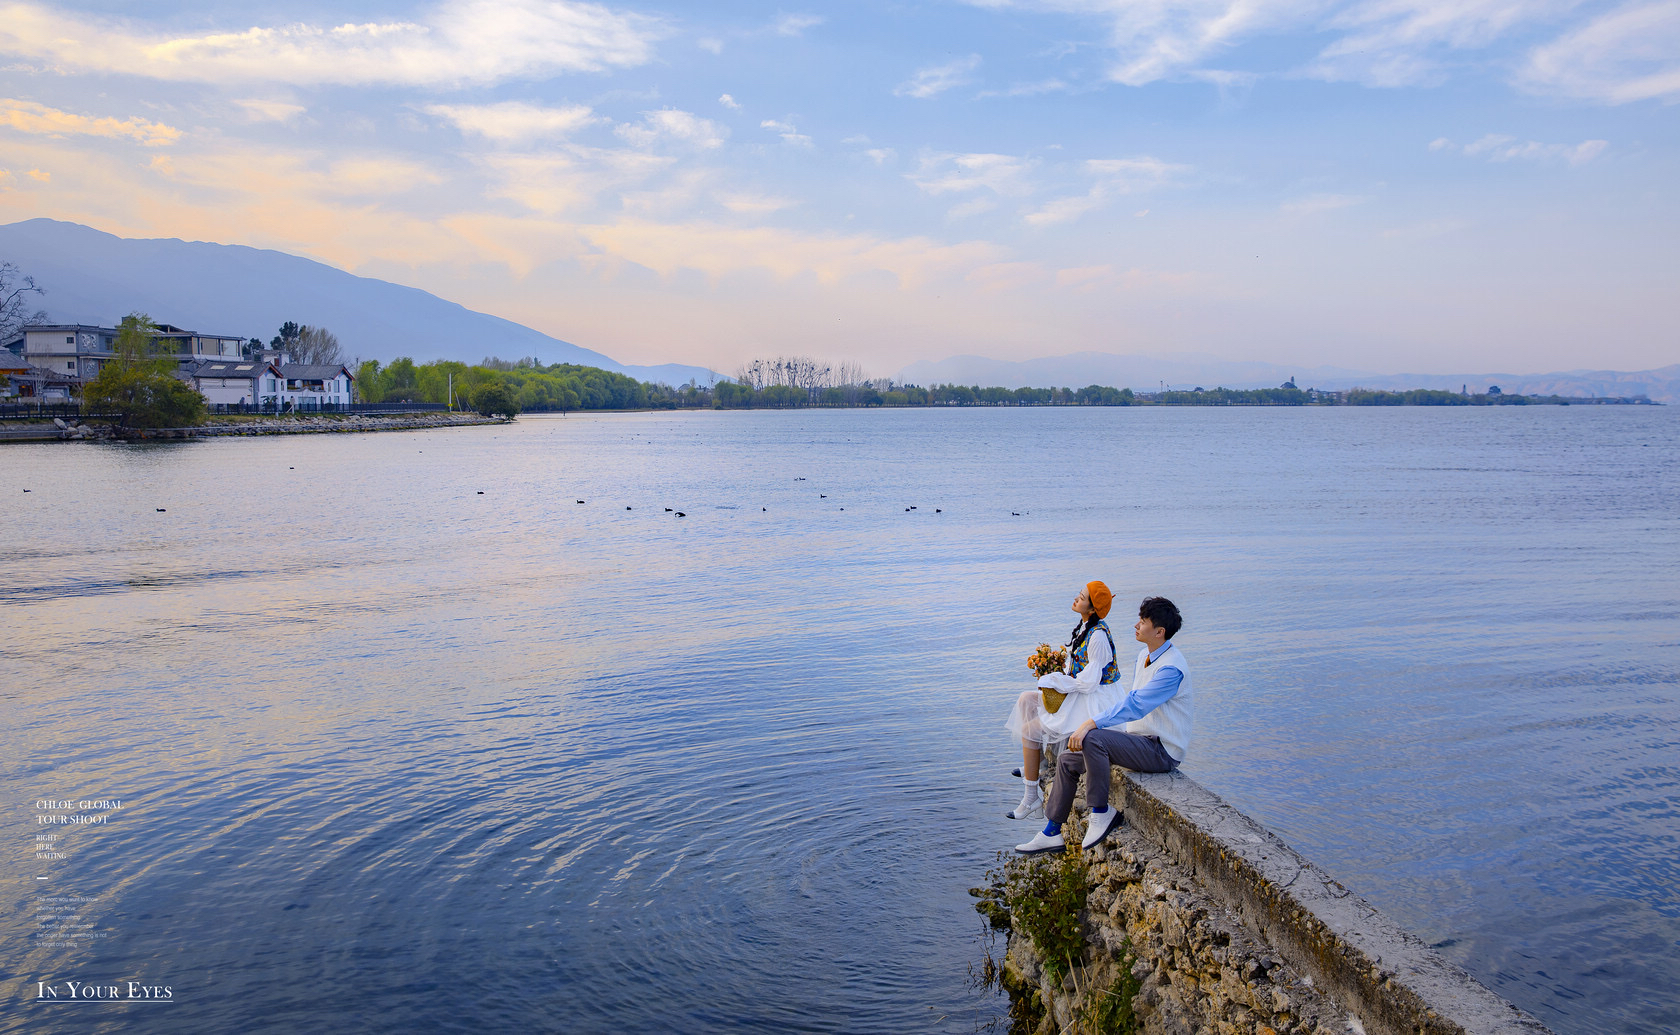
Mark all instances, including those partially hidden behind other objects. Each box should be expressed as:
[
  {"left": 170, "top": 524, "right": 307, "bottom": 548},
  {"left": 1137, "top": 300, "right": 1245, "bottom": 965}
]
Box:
[{"left": 3, "top": 407, "right": 1677, "bottom": 1034}]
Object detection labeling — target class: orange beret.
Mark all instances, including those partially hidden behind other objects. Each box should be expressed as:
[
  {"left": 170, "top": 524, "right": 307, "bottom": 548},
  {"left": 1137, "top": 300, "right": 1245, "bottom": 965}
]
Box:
[{"left": 1086, "top": 580, "right": 1113, "bottom": 619}]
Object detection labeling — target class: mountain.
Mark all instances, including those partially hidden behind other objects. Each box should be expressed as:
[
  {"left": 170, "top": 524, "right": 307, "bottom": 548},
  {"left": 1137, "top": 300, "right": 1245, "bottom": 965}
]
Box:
[
  {"left": 898, "top": 351, "right": 1679, "bottom": 403},
  {"left": 0, "top": 219, "right": 716, "bottom": 386}
]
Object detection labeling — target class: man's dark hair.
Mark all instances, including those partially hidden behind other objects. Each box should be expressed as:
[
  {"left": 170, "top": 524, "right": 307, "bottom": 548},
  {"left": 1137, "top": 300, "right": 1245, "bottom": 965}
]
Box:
[{"left": 1138, "top": 596, "right": 1182, "bottom": 639}]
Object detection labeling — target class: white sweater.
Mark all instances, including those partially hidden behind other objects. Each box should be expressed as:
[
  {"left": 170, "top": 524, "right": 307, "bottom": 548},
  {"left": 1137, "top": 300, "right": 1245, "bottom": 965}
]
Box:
[{"left": 1124, "top": 643, "right": 1193, "bottom": 762}]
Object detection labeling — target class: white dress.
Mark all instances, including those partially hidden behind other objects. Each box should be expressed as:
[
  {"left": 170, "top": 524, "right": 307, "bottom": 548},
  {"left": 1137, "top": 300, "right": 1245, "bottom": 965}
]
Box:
[{"left": 1006, "top": 623, "right": 1127, "bottom": 747}]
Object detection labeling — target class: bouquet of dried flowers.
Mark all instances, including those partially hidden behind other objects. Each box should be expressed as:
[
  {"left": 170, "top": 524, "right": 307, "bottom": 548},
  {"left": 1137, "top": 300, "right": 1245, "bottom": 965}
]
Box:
[
  {"left": 1027, "top": 643, "right": 1071, "bottom": 713},
  {"left": 1027, "top": 643, "right": 1067, "bottom": 677}
]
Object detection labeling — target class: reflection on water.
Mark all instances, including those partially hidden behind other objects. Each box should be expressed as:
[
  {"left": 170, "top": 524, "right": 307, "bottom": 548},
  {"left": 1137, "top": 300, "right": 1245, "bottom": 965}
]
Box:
[{"left": 2, "top": 407, "right": 1677, "bottom": 1034}]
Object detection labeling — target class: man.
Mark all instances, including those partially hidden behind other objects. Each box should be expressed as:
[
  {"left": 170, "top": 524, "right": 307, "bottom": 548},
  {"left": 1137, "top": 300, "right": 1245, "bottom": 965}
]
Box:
[{"left": 1015, "top": 596, "right": 1190, "bottom": 854}]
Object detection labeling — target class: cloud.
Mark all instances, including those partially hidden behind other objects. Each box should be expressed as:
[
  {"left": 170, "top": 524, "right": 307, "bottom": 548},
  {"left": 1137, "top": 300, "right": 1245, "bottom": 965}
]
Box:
[
  {"left": 719, "top": 93, "right": 741, "bottom": 110},
  {"left": 760, "top": 118, "right": 813, "bottom": 147},
  {"left": 0, "top": 97, "right": 180, "bottom": 146},
  {"left": 576, "top": 218, "right": 1002, "bottom": 286},
  {"left": 895, "top": 55, "right": 983, "bottom": 98},
  {"left": 968, "top": 0, "right": 1308, "bottom": 86},
  {"left": 774, "top": 13, "right": 825, "bottom": 37},
  {"left": 1279, "top": 192, "right": 1369, "bottom": 215},
  {"left": 233, "top": 98, "right": 306, "bottom": 124},
  {"left": 966, "top": 0, "right": 1631, "bottom": 97},
  {"left": 698, "top": 36, "right": 724, "bottom": 54},
  {"left": 424, "top": 102, "right": 600, "bottom": 144},
  {"left": 1023, "top": 156, "right": 1188, "bottom": 225},
  {"left": 0, "top": 0, "right": 660, "bottom": 87},
  {"left": 863, "top": 147, "right": 897, "bottom": 166},
  {"left": 1448, "top": 133, "right": 1609, "bottom": 163},
  {"left": 617, "top": 109, "right": 728, "bottom": 149},
  {"left": 1520, "top": 1, "right": 1680, "bottom": 102},
  {"left": 909, "top": 151, "right": 1037, "bottom": 196}
]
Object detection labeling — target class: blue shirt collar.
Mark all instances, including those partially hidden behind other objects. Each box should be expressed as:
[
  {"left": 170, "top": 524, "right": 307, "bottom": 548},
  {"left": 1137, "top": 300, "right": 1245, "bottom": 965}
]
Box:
[{"left": 1147, "top": 640, "right": 1172, "bottom": 663}]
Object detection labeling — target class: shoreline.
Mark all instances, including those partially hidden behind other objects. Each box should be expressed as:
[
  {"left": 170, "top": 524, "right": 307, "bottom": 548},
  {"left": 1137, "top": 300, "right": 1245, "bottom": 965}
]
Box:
[{"left": 0, "top": 411, "right": 510, "bottom": 443}]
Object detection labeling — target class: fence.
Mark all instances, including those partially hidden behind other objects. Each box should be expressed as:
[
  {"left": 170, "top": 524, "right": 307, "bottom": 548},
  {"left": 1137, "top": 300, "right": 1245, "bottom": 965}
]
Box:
[{"left": 205, "top": 401, "right": 450, "bottom": 414}]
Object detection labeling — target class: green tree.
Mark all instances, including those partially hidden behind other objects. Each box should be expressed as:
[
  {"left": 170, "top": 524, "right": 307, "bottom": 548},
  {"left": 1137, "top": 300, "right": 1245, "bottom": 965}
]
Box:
[
  {"left": 473, "top": 381, "right": 520, "bottom": 418},
  {"left": 354, "top": 360, "right": 383, "bottom": 402},
  {"left": 83, "top": 313, "right": 207, "bottom": 429}
]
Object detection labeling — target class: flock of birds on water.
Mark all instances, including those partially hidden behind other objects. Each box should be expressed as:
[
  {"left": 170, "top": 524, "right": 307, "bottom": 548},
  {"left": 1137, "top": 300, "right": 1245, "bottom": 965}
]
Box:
[{"left": 18, "top": 445, "right": 1031, "bottom": 518}]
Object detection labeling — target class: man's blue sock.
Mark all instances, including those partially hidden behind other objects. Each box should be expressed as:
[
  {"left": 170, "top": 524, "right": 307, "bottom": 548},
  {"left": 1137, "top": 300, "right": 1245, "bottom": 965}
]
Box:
[
  {"left": 1042, "top": 821, "right": 1061, "bottom": 836},
  {"left": 1090, "top": 806, "right": 1108, "bottom": 814}
]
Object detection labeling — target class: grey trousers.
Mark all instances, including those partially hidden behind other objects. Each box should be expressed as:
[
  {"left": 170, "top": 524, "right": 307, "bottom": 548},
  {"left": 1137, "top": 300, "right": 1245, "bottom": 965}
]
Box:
[{"left": 1046, "top": 730, "right": 1178, "bottom": 824}]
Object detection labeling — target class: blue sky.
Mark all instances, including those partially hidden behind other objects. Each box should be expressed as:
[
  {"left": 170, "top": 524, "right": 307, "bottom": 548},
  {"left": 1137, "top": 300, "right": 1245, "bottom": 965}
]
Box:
[{"left": 0, "top": 0, "right": 1675, "bottom": 376}]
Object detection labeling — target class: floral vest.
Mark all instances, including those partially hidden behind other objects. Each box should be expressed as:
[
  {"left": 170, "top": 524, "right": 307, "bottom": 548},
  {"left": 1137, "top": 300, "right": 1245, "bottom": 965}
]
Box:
[{"left": 1069, "top": 620, "right": 1121, "bottom": 684}]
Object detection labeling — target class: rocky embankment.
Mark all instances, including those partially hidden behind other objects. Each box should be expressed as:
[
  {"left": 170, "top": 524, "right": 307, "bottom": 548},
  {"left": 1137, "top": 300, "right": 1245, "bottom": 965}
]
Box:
[
  {"left": 978, "top": 756, "right": 1554, "bottom": 1035},
  {"left": 0, "top": 412, "right": 509, "bottom": 442}
]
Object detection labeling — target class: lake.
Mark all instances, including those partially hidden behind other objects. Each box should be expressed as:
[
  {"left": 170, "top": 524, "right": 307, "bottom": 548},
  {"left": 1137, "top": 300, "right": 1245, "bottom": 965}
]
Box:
[{"left": 3, "top": 406, "right": 1677, "bottom": 1033}]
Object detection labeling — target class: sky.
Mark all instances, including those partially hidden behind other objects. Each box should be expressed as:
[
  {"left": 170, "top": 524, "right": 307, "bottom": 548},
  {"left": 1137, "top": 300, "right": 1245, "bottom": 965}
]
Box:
[{"left": 0, "top": 0, "right": 1675, "bottom": 378}]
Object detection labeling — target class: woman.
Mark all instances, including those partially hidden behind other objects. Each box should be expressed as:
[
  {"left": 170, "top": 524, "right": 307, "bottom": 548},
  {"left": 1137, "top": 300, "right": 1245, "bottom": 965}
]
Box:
[{"left": 1005, "top": 580, "right": 1123, "bottom": 820}]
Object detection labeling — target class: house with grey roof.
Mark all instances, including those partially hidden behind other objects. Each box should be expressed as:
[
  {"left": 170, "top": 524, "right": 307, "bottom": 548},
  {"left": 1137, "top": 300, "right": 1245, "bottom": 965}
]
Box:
[
  {"left": 1, "top": 322, "right": 249, "bottom": 399},
  {"left": 279, "top": 362, "right": 355, "bottom": 410},
  {"left": 180, "top": 358, "right": 284, "bottom": 410}
]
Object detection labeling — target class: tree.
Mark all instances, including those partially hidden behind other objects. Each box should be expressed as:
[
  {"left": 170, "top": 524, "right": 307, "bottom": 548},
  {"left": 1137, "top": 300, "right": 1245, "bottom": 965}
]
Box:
[
  {"left": 473, "top": 381, "right": 520, "bottom": 418},
  {"left": 293, "top": 325, "right": 342, "bottom": 365},
  {"left": 355, "top": 360, "right": 383, "bottom": 402},
  {"left": 270, "top": 321, "right": 302, "bottom": 351},
  {"left": 83, "top": 313, "right": 207, "bottom": 429},
  {"left": 0, "top": 261, "right": 47, "bottom": 341}
]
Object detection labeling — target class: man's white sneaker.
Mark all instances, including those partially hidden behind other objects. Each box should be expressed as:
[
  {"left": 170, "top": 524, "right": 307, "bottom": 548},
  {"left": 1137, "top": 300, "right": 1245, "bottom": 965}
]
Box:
[
  {"left": 1015, "top": 829, "right": 1065, "bottom": 855},
  {"left": 1007, "top": 787, "right": 1043, "bottom": 820},
  {"left": 1081, "top": 807, "right": 1121, "bottom": 849}
]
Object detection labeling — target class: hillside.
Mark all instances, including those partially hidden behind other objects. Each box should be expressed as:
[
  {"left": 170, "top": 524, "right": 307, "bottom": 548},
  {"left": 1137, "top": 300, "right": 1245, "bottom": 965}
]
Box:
[{"left": 0, "top": 219, "right": 715, "bottom": 386}]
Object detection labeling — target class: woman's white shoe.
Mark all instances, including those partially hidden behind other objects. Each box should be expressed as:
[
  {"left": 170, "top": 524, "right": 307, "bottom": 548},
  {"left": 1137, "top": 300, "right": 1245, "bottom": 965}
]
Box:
[
  {"left": 1081, "top": 807, "right": 1120, "bottom": 849},
  {"left": 1007, "top": 787, "right": 1044, "bottom": 820},
  {"left": 1015, "top": 829, "right": 1065, "bottom": 854}
]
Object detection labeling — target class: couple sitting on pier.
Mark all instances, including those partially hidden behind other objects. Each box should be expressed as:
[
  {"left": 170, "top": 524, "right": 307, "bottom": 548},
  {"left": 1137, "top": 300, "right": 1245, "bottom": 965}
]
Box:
[{"left": 1006, "top": 583, "right": 1190, "bottom": 855}]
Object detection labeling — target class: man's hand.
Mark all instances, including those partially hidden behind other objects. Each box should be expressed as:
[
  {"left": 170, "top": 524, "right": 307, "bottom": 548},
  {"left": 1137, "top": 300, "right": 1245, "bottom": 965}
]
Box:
[{"left": 1068, "top": 720, "right": 1097, "bottom": 751}]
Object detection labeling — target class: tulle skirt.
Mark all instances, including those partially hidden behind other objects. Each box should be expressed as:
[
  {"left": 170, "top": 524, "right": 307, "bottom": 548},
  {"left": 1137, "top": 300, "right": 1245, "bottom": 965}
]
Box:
[{"left": 1005, "top": 683, "right": 1123, "bottom": 747}]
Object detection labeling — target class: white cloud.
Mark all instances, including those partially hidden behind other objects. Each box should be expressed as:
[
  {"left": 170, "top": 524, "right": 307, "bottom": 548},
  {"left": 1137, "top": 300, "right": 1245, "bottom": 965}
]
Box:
[
  {"left": 0, "top": 97, "right": 180, "bottom": 146},
  {"left": 698, "top": 36, "right": 724, "bottom": 54},
  {"left": 1460, "top": 133, "right": 1609, "bottom": 164},
  {"left": 760, "top": 118, "right": 813, "bottom": 147},
  {"left": 719, "top": 93, "right": 741, "bottom": 110},
  {"left": 965, "top": 0, "right": 1625, "bottom": 97},
  {"left": 617, "top": 109, "right": 728, "bottom": 149},
  {"left": 576, "top": 219, "right": 1003, "bottom": 287},
  {"left": 863, "top": 147, "right": 897, "bottom": 166},
  {"left": 1311, "top": 0, "right": 1581, "bottom": 87},
  {"left": 233, "top": 98, "right": 306, "bottom": 124},
  {"left": 774, "top": 14, "right": 825, "bottom": 37},
  {"left": 1521, "top": 1, "right": 1680, "bottom": 102},
  {"left": 895, "top": 55, "right": 983, "bottom": 98},
  {"left": 1023, "top": 156, "right": 1187, "bottom": 225},
  {"left": 0, "top": 0, "right": 660, "bottom": 86},
  {"left": 424, "top": 102, "right": 600, "bottom": 145},
  {"left": 909, "top": 151, "right": 1036, "bottom": 196},
  {"left": 1023, "top": 190, "right": 1104, "bottom": 225}
]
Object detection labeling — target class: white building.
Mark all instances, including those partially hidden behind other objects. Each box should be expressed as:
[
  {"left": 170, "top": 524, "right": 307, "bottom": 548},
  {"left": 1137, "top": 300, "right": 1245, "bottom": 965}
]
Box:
[
  {"left": 182, "top": 358, "right": 284, "bottom": 410},
  {"left": 279, "top": 362, "right": 355, "bottom": 410}
]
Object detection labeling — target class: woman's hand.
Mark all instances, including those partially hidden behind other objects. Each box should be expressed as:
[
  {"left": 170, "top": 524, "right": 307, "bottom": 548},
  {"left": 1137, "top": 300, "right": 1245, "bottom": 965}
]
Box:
[{"left": 1068, "top": 720, "right": 1098, "bottom": 751}]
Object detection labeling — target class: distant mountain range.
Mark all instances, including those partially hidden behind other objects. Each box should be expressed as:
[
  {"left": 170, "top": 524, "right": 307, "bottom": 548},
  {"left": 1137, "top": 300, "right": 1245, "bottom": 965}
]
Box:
[
  {"left": 0, "top": 219, "right": 716, "bottom": 386},
  {"left": 898, "top": 352, "right": 1679, "bottom": 403}
]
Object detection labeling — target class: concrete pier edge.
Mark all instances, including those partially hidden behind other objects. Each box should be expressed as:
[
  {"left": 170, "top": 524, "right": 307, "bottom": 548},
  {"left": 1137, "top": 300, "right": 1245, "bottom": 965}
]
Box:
[{"left": 1118, "top": 769, "right": 1554, "bottom": 1035}]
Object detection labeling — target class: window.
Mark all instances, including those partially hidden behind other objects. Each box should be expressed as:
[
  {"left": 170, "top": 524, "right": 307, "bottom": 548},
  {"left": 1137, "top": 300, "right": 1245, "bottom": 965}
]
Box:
[
  {"left": 66, "top": 335, "right": 74, "bottom": 344},
  {"left": 67, "top": 361, "right": 76, "bottom": 370}
]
